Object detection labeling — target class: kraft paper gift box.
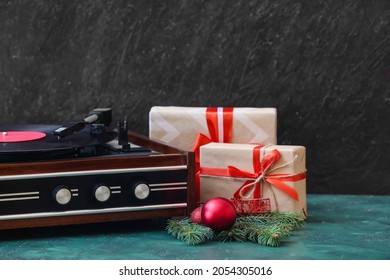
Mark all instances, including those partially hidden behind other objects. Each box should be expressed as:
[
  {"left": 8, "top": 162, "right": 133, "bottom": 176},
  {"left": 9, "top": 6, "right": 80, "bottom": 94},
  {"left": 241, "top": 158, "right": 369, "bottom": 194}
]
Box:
[
  {"left": 199, "top": 142, "right": 307, "bottom": 217},
  {"left": 149, "top": 106, "right": 277, "bottom": 152}
]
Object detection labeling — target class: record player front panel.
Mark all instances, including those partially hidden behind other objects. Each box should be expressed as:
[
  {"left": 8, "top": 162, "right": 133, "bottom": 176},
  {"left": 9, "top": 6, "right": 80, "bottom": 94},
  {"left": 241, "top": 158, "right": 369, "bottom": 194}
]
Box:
[{"left": 0, "top": 165, "right": 188, "bottom": 222}]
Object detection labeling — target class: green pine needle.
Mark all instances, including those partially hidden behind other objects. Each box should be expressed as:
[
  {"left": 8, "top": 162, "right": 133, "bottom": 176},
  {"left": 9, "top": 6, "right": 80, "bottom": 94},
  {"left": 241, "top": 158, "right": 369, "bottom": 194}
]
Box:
[
  {"left": 237, "top": 211, "right": 305, "bottom": 230},
  {"left": 235, "top": 212, "right": 302, "bottom": 247},
  {"left": 166, "top": 218, "right": 214, "bottom": 245},
  {"left": 216, "top": 226, "right": 247, "bottom": 242},
  {"left": 247, "top": 224, "right": 291, "bottom": 247}
]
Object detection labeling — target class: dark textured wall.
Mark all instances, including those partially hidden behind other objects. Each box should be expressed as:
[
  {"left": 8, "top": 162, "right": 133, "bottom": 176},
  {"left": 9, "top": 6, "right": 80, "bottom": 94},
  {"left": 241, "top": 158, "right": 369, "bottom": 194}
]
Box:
[{"left": 1, "top": 1, "right": 389, "bottom": 195}]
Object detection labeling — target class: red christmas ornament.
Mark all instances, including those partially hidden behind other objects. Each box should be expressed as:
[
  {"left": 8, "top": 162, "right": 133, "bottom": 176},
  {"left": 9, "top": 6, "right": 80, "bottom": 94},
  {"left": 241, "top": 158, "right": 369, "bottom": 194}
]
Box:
[
  {"left": 201, "top": 197, "right": 237, "bottom": 231},
  {"left": 190, "top": 206, "right": 203, "bottom": 224}
]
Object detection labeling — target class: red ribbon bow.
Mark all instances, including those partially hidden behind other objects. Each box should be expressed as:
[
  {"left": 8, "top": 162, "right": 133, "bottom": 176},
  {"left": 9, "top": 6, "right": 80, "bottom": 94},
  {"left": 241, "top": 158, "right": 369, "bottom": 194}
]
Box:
[{"left": 229, "top": 145, "right": 305, "bottom": 201}]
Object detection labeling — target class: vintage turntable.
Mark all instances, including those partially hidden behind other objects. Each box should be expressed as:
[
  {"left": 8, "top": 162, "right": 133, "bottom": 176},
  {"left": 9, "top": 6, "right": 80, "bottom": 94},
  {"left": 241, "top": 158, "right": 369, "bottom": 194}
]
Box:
[{"left": 0, "top": 108, "right": 195, "bottom": 230}]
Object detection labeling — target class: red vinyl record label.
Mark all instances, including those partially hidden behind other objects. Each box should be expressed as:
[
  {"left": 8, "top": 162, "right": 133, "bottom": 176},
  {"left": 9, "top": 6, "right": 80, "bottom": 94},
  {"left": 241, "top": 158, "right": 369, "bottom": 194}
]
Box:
[{"left": 0, "top": 131, "right": 47, "bottom": 143}]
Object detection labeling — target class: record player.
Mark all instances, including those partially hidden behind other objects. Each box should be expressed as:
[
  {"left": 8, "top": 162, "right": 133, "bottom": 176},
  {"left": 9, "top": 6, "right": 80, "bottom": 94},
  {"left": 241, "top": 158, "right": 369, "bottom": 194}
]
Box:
[{"left": 0, "top": 108, "right": 196, "bottom": 230}]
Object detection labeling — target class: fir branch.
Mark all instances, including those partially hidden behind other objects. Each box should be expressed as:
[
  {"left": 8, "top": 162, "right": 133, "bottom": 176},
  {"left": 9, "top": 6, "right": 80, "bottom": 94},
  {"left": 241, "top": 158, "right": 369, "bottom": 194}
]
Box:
[
  {"left": 166, "top": 218, "right": 214, "bottom": 245},
  {"left": 237, "top": 211, "right": 305, "bottom": 230},
  {"left": 248, "top": 224, "right": 291, "bottom": 247},
  {"left": 166, "top": 218, "right": 190, "bottom": 238},
  {"left": 234, "top": 212, "right": 304, "bottom": 247},
  {"left": 216, "top": 226, "right": 247, "bottom": 243},
  {"left": 166, "top": 211, "right": 305, "bottom": 247},
  {"left": 267, "top": 211, "right": 305, "bottom": 229}
]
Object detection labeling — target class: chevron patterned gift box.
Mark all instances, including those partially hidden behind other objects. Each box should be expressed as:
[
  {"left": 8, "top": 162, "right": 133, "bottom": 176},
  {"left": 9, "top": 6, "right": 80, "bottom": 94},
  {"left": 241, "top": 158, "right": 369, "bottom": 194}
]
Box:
[{"left": 149, "top": 106, "right": 277, "bottom": 152}]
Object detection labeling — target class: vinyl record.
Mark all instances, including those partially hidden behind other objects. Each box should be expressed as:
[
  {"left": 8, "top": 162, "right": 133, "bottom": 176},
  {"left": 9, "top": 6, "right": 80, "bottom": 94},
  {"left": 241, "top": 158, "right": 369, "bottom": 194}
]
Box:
[
  {"left": 0, "top": 124, "right": 116, "bottom": 162},
  {"left": 0, "top": 131, "right": 46, "bottom": 142}
]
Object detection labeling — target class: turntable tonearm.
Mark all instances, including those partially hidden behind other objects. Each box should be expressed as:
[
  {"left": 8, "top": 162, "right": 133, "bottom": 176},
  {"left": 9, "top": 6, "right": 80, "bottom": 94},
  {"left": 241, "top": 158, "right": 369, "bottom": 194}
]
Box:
[{"left": 0, "top": 108, "right": 196, "bottom": 230}]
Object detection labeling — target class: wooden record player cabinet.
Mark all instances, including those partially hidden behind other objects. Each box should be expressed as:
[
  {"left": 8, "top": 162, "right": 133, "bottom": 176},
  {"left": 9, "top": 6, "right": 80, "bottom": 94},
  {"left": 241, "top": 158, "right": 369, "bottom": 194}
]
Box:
[{"left": 0, "top": 131, "right": 196, "bottom": 230}]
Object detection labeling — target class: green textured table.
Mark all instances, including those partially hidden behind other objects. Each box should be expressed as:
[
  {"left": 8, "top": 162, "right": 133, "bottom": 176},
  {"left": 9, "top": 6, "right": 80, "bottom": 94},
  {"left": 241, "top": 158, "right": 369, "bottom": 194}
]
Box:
[{"left": 0, "top": 194, "right": 389, "bottom": 260}]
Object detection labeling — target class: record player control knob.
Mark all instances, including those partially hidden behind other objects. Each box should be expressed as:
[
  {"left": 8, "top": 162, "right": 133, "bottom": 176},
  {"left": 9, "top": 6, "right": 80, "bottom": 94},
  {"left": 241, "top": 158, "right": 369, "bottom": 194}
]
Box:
[
  {"left": 94, "top": 185, "right": 111, "bottom": 202},
  {"left": 134, "top": 183, "right": 150, "bottom": 200},
  {"left": 53, "top": 187, "right": 72, "bottom": 205}
]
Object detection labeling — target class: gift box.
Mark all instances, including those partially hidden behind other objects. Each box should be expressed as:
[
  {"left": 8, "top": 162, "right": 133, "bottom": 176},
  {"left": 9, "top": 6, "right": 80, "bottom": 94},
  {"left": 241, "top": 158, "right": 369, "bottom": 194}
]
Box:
[
  {"left": 199, "top": 142, "right": 307, "bottom": 217},
  {"left": 149, "top": 106, "right": 277, "bottom": 152}
]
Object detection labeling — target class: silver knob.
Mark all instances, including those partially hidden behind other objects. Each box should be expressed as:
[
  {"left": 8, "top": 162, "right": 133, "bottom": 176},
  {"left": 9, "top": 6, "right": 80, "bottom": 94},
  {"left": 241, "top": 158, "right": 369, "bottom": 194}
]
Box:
[
  {"left": 134, "top": 183, "right": 150, "bottom": 200},
  {"left": 53, "top": 187, "right": 72, "bottom": 205},
  {"left": 94, "top": 185, "right": 111, "bottom": 202}
]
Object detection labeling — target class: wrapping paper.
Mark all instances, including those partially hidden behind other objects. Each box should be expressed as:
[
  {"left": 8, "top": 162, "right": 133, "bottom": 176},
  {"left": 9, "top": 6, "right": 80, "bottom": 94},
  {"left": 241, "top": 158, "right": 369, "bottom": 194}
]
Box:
[
  {"left": 149, "top": 106, "right": 277, "bottom": 151},
  {"left": 199, "top": 142, "right": 307, "bottom": 217}
]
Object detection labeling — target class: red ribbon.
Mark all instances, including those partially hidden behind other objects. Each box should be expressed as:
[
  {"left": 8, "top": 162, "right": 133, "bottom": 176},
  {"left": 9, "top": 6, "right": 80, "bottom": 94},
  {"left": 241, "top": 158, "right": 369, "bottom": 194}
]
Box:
[
  {"left": 200, "top": 145, "right": 306, "bottom": 201},
  {"left": 193, "top": 107, "right": 233, "bottom": 163},
  {"left": 193, "top": 107, "right": 234, "bottom": 204},
  {"left": 230, "top": 146, "right": 279, "bottom": 199}
]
